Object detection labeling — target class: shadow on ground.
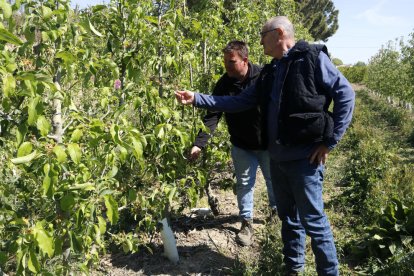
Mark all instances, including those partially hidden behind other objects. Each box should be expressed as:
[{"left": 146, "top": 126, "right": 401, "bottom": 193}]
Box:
[
  {"left": 104, "top": 243, "right": 241, "bottom": 276},
  {"left": 171, "top": 213, "right": 266, "bottom": 234}
]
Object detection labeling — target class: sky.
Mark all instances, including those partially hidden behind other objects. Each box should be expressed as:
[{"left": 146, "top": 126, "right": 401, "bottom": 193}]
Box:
[
  {"left": 71, "top": 0, "right": 414, "bottom": 65},
  {"left": 326, "top": 0, "right": 414, "bottom": 65}
]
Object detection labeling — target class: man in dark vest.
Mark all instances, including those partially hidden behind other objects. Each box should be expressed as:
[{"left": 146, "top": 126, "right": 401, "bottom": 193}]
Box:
[
  {"left": 175, "top": 16, "right": 355, "bottom": 276},
  {"left": 190, "top": 41, "right": 276, "bottom": 247}
]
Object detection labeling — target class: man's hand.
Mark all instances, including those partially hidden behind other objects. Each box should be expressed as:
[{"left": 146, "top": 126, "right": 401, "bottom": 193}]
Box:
[
  {"left": 175, "top": 90, "right": 195, "bottom": 105},
  {"left": 189, "top": 146, "right": 202, "bottom": 161},
  {"left": 309, "top": 144, "right": 330, "bottom": 165}
]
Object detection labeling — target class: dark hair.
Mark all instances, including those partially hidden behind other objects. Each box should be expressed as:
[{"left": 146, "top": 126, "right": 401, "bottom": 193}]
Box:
[{"left": 222, "top": 40, "right": 248, "bottom": 59}]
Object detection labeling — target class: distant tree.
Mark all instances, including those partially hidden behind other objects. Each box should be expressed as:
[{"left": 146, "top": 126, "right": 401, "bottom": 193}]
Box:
[
  {"left": 355, "top": 61, "right": 366, "bottom": 67},
  {"left": 332, "top": 57, "right": 343, "bottom": 66},
  {"left": 294, "top": 0, "right": 338, "bottom": 42}
]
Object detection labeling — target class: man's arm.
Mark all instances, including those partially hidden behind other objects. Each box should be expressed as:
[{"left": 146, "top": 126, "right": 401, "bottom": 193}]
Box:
[
  {"left": 191, "top": 79, "right": 226, "bottom": 159},
  {"left": 190, "top": 110, "right": 222, "bottom": 160},
  {"left": 310, "top": 51, "right": 355, "bottom": 164},
  {"left": 175, "top": 84, "right": 259, "bottom": 112},
  {"left": 317, "top": 51, "right": 355, "bottom": 149}
]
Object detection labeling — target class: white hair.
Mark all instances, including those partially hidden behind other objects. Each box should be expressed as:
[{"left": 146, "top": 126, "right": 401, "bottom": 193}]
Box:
[{"left": 266, "top": 16, "right": 295, "bottom": 39}]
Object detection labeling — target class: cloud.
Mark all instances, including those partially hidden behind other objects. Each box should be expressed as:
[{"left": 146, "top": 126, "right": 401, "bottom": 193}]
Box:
[{"left": 356, "top": 0, "right": 407, "bottom": 27}]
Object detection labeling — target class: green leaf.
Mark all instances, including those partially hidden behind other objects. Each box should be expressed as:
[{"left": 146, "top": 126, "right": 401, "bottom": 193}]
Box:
[
  {"left": 6, "top": 62, "right": 17, "bottom": 73},
  {"left": 28, "top": 249, "right": 40, "bottom": 273},
  {"left": 67, "top": 143, "right": 82, "bottom": 164},
  {"left": 144, "top": 15, "right": 158, "bottom": 25},
  {"left": 35, "top": 73, "right": 53, "bottom": 83},
  {"left": 71, "top": 129, "right": 83, "bottom": 142},
  {"left": 88, "top": 20, "right": 103, "bottom": 37},
  {"left": 69, "top": 182, "right": 95, "bottom": 191},
  {"left": 16, "top": 250, "right": 26, "bottom": 273},
  {"left": 56, "top": 51, "right": 76, "bottom": 64},
  {"left": 28, "top": 96, "right": 41, "bottom": 126},
  {"left": 0, "top": 251, "right": 7, "bottom": 265},
  {"left": 372, "top": 234, "right": 382, "bottom": 240},
  {"left": 35, "top": 228, "right": 54, "bottom": 257},
  {"left": 16, "top": 123, "right": 27, "bottom": 146},
  {"left": 92, "top": 4, "right": 107, "bottom": 12},
  {"left": 0, "top": 26, "right": 23, "bottom": 45},
  {"left": 60, "top": 194, "right": 75, "bottom": 211},
  {"left": 168, "top": 186, "right": 177, "bottom": 205},
  {"left": 17, "top": 141, "right": 33, "bottom": 157},
  {"left": 159, "top": 106, "right": 170, "bottom": 118},
  {"left": 104, "top": 195, "right": 119, "bottom": 225},
  {"left": 106, "top": 165, "right": 118, "bottom": 178},
  {"left": 165, "top": 55, "right": 173, "bottom": 67},
  {"left": 0, "top": 0, "right": 12, "bottom": 19},
  {"left": 41, "top": 5, "right": 53, "bottom": 20},
  {"left": 155, "top": 124, "right": 165, "bottom": 139},
  {"left": 42, "top": 175, "right": 52, "bottom": 197},
  {"left": 132, "top": 138, "right": 143, "bottom": 160},
  {"left": 11, "top": 150, "right": 37, "bottom": 164},
  {"left": 110, "top": 124, "right": 122, "bottom": 144},
  {"left": 54, "top": 237, "right": 63, "bottom": 256},
  {"left": 118, "top": 146, "right": 128, "bottom": 163},
  {"left": 41, "top": 31, "right": 49, "bottom": 42},
  {"left": 401, "top": 235, "right": 412, "bottom": 247},
  {"left": 122, "top": 239, "right": 133, "bottom": 253},
  {"left": 70, "top": 231, "right": 83, "bottom": 252},
  {"left": 97, "top": 216, "right": 106, "bottom": 234},
  {"left": 37, "top": 115, "right": 51, "bottom": 136},
  {"left": 16, "top": 71, "right": 36, "bottom": 81},
  {"left": 53, "top": 145, "right": 67, "bottom": 163},
  {"left": 388, "top": 243, "right": 396, "bottom": 255},
  {"left": 128, "top": 189, "right": 137, "bottom": 202},
  {"left": 3, "top": 74, "right": 15, "bottom": 97}
]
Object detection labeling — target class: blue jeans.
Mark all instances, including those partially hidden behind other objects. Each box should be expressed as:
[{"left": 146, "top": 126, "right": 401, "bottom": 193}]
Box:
[
  {"left": 270, "top": 158, "right": 338, "bottom": 276},
  {"left": 231, "top": 145, "right": 276, "bottom": 220}
]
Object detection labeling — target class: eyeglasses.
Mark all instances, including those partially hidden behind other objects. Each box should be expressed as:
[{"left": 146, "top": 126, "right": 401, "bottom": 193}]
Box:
[{"left": 260, "top": 28, "right": 276, "bottom": 38}]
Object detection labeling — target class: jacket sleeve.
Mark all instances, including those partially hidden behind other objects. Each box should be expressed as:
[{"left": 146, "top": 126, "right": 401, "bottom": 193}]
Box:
[
  {"left": 193, "top": 79, "right": 225, "bottom": 149},
  {"left": 316, "top": 51, "right": 355, "bottom": 149},
  {"left": 193, "top": 110, "right": 222, "bottom": 149},
  {"left": 194, "top": 84, "right": 258, "bottom": 112}
]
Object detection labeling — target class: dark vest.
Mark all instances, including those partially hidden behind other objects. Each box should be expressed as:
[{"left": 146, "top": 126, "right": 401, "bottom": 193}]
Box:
[{"left": 257, "top": 40, "right": 334, "bottom": 146}]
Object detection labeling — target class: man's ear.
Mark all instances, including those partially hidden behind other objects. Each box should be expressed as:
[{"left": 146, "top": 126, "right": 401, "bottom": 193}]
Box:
[{"left": 275, "top": 27, "right": 283, "bottom": 37}]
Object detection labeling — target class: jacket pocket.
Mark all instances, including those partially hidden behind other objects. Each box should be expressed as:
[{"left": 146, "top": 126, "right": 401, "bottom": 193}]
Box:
[{"left": 281, "top": 112, "right": 325, "bottom": 145}]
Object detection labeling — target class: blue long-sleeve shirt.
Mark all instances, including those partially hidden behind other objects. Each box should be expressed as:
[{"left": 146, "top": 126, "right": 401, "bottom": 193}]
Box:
[{"left": 194, "top": 51, "right": 355, "bottom": 162}]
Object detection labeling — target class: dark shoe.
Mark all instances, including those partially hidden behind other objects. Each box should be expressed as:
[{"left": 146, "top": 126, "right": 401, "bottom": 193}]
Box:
[{"left": 236, "top": 219, "right": 253, "bottom": 246}]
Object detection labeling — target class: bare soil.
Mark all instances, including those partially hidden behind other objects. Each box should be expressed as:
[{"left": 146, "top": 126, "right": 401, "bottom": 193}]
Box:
[{"left": 95, "top": 172, "right": 271, "bottom": 275}]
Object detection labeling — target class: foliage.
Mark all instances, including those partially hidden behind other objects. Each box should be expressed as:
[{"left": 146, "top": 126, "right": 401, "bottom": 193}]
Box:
[
  {"left": 366, "top": 38, "right": 414, "bottom": 102},
  {"left": 334, "top": 89, "right": 414, "bottom": 273},
  {"left": 339, "top": 90, "right": 414, "bottom": 219},
  {"left": 350, "top": 199, "right": 414, "bottom": 265},
  {"left": 255, "top": 225, "right": 285, "bottom": 275},
  {"left": 342, "top": 138, "right": 394, "bottom": 219},
  {"left": 294, "top": 0, "right": 338, "bottom": 42},
  {"left": 338, "top": 64, "right": 367, "bottom": 84},
  {"left": 0, "top": 0, "right": 308, "bottom": 274},
  {"left": 332, "top": 57, "right": 342, "bottom": 66}
]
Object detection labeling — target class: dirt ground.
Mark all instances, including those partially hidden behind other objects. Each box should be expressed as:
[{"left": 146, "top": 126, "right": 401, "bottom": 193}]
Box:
[{"left": 95, "top": 172, "right": 272, "bottom": 276}]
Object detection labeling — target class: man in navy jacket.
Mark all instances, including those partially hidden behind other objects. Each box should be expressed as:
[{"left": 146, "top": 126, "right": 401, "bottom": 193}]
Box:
[
  {"left": 176, "top": 16, "right": 355, "bottom": 276},
  {"left": 191, "top": 41, "right": 276, "bottom": 246}
]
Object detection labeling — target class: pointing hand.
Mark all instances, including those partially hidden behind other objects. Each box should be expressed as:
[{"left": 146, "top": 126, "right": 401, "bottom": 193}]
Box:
[{"left": 175, "top": 90, "right": 195, "bottom": 105}]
